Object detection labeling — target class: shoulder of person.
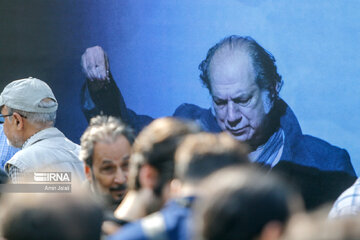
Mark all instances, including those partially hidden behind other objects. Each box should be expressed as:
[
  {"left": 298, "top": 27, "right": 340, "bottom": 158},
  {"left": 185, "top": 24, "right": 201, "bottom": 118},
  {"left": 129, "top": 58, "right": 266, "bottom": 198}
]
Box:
[
  {"left": 173, "top": 103, "right": 209, "bottom": 119},
  {"left": 281, "top": 131, "right": 356, "bottom": 176}
]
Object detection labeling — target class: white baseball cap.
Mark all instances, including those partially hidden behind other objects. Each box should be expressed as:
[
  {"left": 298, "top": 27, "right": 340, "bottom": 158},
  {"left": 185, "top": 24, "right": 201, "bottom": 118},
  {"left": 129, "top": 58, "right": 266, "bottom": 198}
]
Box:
[{"left": 0, "top": 77, "right": 58, "bottom": 113}]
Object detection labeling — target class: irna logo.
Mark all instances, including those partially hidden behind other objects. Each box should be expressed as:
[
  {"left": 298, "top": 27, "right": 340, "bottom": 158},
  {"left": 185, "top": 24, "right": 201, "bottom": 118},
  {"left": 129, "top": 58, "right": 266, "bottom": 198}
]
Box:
[{"left": 34, "top": 172, "right": 71, "bottom": 182}]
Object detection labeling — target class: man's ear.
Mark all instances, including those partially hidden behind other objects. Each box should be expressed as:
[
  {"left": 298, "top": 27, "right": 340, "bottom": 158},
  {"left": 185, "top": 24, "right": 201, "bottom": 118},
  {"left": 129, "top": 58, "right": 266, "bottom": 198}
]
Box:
[
  {"left": 85, "top": 164, "right": 93, "bottom": 182},
  {"left": 12, "top": 112, "right": 24, "bottom": 130},
  {"left": 261, "top": 91, "right": 273, "bottom": 114},
  {"left": 139, "top": 164, "right": 158, "bottom": 190}
]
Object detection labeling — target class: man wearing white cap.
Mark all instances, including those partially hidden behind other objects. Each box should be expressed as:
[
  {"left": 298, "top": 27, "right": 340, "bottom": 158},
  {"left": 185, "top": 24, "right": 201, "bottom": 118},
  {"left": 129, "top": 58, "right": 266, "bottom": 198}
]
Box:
[{"left": 0, "top": 77, "right": 85, "bottom": 182}]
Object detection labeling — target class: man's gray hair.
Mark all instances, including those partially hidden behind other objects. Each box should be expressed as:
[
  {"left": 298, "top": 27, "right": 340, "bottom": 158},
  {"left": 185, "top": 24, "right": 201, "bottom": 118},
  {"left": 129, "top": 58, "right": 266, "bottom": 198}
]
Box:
[
  {"left": 7, "top": 99, "right": 57, "bottom": 126},
  {"left": 80, "top": 116, "right": 135, "bottom": 166}
]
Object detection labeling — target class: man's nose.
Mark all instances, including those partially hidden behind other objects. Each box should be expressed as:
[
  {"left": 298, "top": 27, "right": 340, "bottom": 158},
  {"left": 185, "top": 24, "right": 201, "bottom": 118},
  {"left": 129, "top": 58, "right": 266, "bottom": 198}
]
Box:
[
  {"left": 227, "top": 101, "right": 241, "bottom": 127},
  {"left": 114, "top": 169, "right": 127, "bottom": 184}
]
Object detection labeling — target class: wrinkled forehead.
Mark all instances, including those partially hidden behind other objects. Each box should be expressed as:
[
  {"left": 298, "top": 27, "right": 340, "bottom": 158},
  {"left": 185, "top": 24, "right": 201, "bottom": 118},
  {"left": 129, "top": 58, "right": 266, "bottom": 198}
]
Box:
[
  {"left": 212, "top": 41, "right": 252, "bottom": 63},
  {"left": 208, "top": 48, "right": 257, "bottom": 88}
]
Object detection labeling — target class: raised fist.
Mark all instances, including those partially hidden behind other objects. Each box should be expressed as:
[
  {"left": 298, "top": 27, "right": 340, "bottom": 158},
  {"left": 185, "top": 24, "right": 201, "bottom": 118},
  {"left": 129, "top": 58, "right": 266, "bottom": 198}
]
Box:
[{"left": 81, "top": 46, "right": 110, "bottom": 82}]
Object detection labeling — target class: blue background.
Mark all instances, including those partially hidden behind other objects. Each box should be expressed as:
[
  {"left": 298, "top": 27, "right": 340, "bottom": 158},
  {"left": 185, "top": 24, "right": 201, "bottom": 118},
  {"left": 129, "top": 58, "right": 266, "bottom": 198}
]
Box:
[{"left": 1, "top": 0, "right": 359, "bottom": 174}]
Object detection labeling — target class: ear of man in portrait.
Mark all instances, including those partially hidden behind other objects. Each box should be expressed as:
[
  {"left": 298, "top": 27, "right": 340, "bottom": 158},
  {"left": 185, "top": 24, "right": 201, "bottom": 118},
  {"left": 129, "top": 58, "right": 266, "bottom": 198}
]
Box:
[{"left": 80, "top": 36, "right": 356, "bottom": 210}]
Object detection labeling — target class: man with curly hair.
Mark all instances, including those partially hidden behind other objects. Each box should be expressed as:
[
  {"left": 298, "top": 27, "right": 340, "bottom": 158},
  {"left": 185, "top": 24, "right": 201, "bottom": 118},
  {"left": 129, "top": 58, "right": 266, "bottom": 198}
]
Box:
[{"left": 80, "top": 115, "right": 134, "bottom": 210}]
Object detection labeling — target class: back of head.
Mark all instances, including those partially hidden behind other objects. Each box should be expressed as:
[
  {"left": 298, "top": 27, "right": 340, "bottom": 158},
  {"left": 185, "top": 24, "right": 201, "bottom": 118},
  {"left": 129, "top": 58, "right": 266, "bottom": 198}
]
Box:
[
  {"left": 128, "top": 117, "right": 200, "bottom": 192},
  {"left": 0, "top": 192, "right": 103, "bottom": 240},
  {"left": 174, "top": 132, "right": 249, "bottom": 184},
  {"left": 194, "top": 167, "right": 302, "bottom": 240},
  {"left": 281, "top": 210, "right": 360, "bottom": 240}
]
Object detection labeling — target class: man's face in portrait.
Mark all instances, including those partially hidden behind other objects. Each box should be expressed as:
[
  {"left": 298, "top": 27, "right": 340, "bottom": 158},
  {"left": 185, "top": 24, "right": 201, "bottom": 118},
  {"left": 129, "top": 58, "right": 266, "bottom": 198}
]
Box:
[
  {"left": 209, "top": 49, "right": 270, "bottom": 145},
  {"left": 86, "top": 135, "right": 131, "bottom": 206}
]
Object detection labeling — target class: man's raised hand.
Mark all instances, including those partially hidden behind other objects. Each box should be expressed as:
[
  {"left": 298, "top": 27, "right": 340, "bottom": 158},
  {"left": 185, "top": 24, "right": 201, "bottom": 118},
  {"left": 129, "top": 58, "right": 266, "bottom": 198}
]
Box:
[{"left": 81, "top": 46, "right": 110, "bottom": 83}]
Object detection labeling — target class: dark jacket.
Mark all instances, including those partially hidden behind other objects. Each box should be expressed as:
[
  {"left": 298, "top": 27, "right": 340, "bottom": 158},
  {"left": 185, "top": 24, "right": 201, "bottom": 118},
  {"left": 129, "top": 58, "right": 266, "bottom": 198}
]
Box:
[{"left": 173, "top": 101, "right": 357, "bottom": 209}]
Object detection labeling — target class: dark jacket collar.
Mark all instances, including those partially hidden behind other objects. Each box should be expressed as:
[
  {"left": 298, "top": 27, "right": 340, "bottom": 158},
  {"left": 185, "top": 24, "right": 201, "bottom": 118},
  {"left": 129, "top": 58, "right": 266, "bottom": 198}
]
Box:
[{"left": 276, "top": 99, "right": 303, "bottom": 162}]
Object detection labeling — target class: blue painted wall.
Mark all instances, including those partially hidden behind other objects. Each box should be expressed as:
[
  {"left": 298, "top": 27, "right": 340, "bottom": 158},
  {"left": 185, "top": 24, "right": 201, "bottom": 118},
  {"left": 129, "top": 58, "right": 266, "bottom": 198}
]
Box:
[{"left": 1, "top": 0, "right": 359, "bottom": 174}]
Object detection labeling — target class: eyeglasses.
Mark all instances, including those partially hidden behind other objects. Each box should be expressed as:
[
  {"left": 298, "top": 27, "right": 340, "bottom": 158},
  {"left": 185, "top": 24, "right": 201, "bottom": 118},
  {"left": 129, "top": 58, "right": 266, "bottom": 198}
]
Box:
[{"left": 0, "top": 113, "right": 27, "bottom": 124}]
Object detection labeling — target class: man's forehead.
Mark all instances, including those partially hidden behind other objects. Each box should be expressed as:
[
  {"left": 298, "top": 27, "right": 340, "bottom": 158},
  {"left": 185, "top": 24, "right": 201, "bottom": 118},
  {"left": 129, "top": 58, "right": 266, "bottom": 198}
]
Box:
[
  {"left": 92, "top": 151, "right": 115, "bottom": 166},
  {"left": 93, "top": 137, "right": 131, "bottom": 160},
  {"left": 211, "top": 47, "right": 252, "bottom": 69},
  {"left": 95, "top": 135, "right": 131, "bottom": 146},
  {"left": 209, "top": 50, "right": 256, "bottom": 87}
]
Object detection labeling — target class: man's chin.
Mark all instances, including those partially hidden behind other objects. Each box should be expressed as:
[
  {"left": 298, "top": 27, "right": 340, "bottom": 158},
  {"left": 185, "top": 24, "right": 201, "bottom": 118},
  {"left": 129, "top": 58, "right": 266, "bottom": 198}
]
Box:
[
  {"left": 103, "top": 194, "right": 125, "bottom": 211},
  {"left": 6, "top": 138, "right": 22, "bottom": 148},
  {"left": 111, "top": 198, "right": 122, "bottom": 207},
  {"left": 232, "top": 133, "right": 267, "bottom": 150},
  {"left": 226, "top": 131, "right": 251, "bottom": 142},
  {"left": 111, "top": 192, "right": 126, "bottom": 205}
]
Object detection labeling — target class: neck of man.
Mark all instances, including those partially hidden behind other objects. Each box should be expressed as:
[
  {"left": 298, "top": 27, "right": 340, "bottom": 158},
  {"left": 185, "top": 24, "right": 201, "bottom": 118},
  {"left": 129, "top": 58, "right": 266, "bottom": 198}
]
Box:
[{"left": 23, "top": 121, "right": 53, "bottom": 144}]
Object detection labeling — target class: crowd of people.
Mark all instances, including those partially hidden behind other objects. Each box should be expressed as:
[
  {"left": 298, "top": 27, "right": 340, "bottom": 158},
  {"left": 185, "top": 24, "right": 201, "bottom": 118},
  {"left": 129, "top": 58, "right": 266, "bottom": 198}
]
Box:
[{"left": 0, "top": 35, "right": 359, "bottom": 240}]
